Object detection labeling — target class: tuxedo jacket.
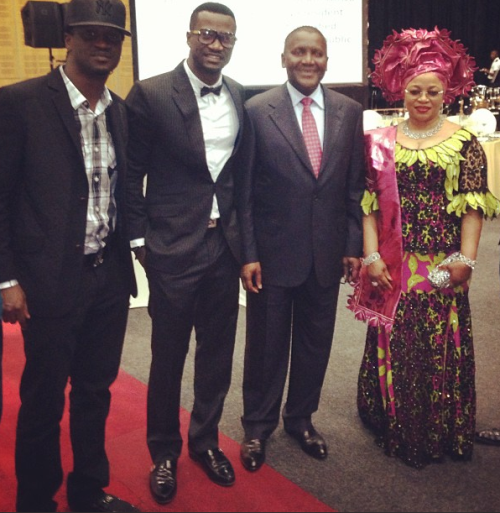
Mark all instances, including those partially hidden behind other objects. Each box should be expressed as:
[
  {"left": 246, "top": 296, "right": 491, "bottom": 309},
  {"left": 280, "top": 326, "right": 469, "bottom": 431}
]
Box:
[
  {"left": 126, "top": 62, "right": 249, "bottom": 274},
  {"left": 241, "top": 84, "right": 365, "bottom": 288},
  {"left": 0, "top": 69, "right": 137, "bottom": 316}
]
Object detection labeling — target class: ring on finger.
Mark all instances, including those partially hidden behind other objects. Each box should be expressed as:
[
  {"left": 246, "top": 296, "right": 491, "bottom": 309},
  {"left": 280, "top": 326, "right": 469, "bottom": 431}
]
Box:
[{"left": 371, "top": 281, "right": 379, "bottom": 287}]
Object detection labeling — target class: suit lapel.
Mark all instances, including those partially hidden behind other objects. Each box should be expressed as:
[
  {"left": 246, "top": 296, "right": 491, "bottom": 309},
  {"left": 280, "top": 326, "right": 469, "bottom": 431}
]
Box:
[
  {"left": 48, "top": 69, "right": 84, "bottom": 163},
  {"left": 269, "top": 85, "right": 312, "bottom": 173},
  {"left": 319, "top": 86, "right": 344, "bottom": 179},
  {"left": 107, "top": 98, "right": 126, "bottom": 171},
  {"left": 223, "top": 78, "right": 244, "bottom": 154},
  {"left": 171, "top": 64, "right": 207, "bottom": 164},
  {"left": 171, "top": 63, "right": 245, "bottom": 181}
]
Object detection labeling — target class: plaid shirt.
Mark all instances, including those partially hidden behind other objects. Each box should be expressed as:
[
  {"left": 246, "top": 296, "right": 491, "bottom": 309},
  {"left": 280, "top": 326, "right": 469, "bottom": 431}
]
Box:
[{"left": 60, "top": 66, "right": 118, "bottom": 255}]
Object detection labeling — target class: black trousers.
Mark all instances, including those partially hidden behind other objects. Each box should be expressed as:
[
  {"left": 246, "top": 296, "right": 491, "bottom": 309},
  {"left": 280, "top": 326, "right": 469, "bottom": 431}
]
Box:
[
  {"left": 242, "top": 270, "right": 340, "bottom": 440},
  {"left": 146, "top": 225, "right": 240, "bottom": 463},
  {"left": 15, "top": 246, "right": 130, "bottom": 513}
]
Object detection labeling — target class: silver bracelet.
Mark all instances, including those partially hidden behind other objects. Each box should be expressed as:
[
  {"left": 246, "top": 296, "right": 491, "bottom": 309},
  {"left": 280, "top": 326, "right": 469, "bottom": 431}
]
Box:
[
  {"left": 450, "top": 252, "right": 476, "bottom": 270},
  {"left": 363, "top": 251, "right": 381, "bottom": 267}
]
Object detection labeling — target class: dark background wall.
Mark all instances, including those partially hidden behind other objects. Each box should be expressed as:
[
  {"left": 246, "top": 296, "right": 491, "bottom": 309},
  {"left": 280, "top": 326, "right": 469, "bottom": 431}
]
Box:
[{"left": 368, "top": 0, "right": 500, "bottom": 86}]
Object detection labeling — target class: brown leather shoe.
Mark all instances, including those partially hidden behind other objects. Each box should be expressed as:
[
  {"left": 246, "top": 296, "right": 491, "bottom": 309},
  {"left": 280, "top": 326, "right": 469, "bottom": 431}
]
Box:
[
  {"left": 286, "top": 426, "right": 328, "bottom": 460},
  {"left": 240, "top": 438, "right": 266, "bottom": 472}
]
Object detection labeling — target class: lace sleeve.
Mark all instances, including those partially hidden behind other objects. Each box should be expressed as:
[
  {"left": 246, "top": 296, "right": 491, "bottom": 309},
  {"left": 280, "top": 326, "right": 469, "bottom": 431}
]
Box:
[
  {"left": 458, "top": 136, "right": 488, "bottom": 194},
  {"left": 447, "top": 135, "right": 500, "bottom": 218}
]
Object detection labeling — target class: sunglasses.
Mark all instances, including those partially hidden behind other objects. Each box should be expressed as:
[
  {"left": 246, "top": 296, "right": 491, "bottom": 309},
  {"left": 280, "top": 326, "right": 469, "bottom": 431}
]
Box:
[
  {"left": 404, "top": 88, "right": 444, "bottom": 100},
  {"left": 73, "top": 28, "right": 124, "bottom": 45}
]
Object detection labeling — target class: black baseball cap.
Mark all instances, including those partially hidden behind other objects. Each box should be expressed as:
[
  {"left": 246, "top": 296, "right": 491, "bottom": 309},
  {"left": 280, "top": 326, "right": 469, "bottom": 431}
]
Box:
[{"left": 65, "top": 0, "right": 132, "bottom": 36}]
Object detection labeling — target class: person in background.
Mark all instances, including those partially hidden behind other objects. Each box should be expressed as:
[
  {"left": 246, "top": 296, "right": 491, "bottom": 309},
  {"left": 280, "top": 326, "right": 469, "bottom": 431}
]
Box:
[
  {"left": 126, "top": 2, "right": 251, "bottom": 505},
  {"left": 239, "top": 26, "right": 365, "bottom": 472},
  {"left": 480, "top": 49, "right": 500, "bottom": 86},
  {"left": 348, "top": 27, "right": 500, "bottom": 468},
  {"left": 0, "top": 0, "right": 138, "bottom": 511}
]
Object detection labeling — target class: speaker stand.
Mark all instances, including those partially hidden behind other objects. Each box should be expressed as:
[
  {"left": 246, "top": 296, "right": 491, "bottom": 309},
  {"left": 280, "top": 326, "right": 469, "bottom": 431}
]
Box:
[{"left": 49, "top": 47, "right": 55, "bottom": 70}]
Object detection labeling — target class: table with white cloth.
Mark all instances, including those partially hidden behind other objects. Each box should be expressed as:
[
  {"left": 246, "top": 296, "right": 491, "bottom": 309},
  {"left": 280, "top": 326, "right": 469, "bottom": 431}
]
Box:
[{"left": 481, "top": 137, "right": 500, "bottom": 200}]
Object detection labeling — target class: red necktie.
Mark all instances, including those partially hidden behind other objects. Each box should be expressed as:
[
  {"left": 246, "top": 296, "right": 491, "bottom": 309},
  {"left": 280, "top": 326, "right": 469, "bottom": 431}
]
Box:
[{"left": 301, "top": 97, "right": 322, "bottom": 178}]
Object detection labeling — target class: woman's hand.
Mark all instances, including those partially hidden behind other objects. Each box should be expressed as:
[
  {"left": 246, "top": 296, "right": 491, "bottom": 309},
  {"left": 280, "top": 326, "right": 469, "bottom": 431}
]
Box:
[
  {"left": 366, "top": 258, "right": 393, "bottom": 291},
  {"left": 440, "top": 262, "right": 472, "bottom": 287}
]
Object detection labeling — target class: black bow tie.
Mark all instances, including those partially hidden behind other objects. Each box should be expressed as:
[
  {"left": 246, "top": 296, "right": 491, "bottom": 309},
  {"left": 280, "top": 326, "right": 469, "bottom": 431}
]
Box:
[{"left": 200, "top": 85, "right": 223, "bottom": 97}]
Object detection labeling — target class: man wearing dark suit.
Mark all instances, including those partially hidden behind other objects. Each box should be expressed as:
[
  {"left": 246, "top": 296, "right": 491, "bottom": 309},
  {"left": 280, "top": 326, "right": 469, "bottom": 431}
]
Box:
[
  {"left": 0, "top": 1, "right": 138, "bottom": 511},
  {"left": 126, "top": 2, "right": 249, "bottom": 505},
  {"left": 239, "top": 26, "right": 365, "bottom": 472}
]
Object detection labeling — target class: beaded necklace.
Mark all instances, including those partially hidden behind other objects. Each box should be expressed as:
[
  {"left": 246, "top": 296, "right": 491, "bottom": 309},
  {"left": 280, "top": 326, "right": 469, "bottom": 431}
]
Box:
[{"left": 402, "top": 116, "right": 445, "bottom": 140}]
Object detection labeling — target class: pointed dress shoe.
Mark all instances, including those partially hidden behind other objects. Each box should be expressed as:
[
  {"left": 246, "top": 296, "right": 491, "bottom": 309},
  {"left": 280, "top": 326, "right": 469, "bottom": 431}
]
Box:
[
  {"left": 149, "top": 459, "right": 177, "bottom": 504},
  {"left": 189, "top": 448, "right": 235, "bottom": 486},
  {"left": 240, "top": 438, "right": 266, "bottom": 472},
  {"left": 69, "top": 491, "right": 141, "bottom": 512},
  {"left": 286, "top": 426, "right": 328, "bottom": 460}
]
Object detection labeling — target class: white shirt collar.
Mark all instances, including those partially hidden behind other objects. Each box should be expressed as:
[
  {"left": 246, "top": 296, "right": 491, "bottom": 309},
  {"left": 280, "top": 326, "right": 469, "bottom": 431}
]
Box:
[
  {"left": 286, "top": 82, "right": 325, "bottom": 110},
  {"left": 59, "top": 66, "right": 113, "bottom": 114},
  {"left": 183, "top": 60, "right": 224, "bottom": 98}
]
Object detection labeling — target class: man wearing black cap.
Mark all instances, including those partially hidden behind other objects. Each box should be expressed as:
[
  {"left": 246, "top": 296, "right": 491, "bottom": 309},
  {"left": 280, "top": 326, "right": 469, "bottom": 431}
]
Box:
[{"left": 0, "top": 0, "right": 138, "bottom": 511}]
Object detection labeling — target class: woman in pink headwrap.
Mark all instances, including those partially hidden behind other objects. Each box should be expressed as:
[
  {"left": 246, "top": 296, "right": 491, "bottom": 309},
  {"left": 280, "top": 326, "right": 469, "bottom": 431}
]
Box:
[{"left": 348, "top": 27, "right": 500, "bottom": 468}]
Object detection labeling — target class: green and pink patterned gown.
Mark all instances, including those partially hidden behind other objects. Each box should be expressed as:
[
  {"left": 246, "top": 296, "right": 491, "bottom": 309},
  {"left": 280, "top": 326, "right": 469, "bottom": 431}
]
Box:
[{"left": 358, "top": 128, "right": 500, "bottom": 468}]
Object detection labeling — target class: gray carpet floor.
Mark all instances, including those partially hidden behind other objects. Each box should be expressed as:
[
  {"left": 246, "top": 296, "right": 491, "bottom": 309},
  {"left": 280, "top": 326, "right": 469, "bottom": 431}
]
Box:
[{"left": 121, "top": 217, "right": 500, "bottom": 513}]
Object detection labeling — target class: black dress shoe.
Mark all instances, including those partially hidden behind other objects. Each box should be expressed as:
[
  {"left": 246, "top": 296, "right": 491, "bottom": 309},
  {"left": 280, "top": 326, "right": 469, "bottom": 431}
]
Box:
[
  {"left": 149, "top": 459, "right": 177, "bottom": 504},
  {"left": 189, "top": 448, "right": 235, "bottom": 487},
  {"left": 286, "top": 426, "right": 328, "bottom": 460},
  {"left": 240, "top": 438, "right": 266, "bottom": 472},
  {"left": 69, "top": 492, "right": 141, "bottom": 512}
]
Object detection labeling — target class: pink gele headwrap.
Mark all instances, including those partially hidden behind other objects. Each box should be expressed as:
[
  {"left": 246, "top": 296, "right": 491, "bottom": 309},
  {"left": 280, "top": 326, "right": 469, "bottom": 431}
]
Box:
[{"left": 371, "top": 27, "right": 477, "bottom": 104}]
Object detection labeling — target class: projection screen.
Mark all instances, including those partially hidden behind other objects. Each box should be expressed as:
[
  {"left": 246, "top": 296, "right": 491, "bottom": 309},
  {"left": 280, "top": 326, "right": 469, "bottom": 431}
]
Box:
[{"left": 132, "top": 0, "right": 365, "bottom": 86}]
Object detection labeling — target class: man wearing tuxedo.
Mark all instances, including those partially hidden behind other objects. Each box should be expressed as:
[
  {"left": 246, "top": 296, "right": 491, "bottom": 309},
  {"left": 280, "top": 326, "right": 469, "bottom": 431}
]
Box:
[
  {"left": 0, "top": 1, "right": 138, "bottom": 511},
  {"left": 126, "top": 2, "right": 250, "bottom": 505},
  {"left": 239, "top": 26, "right": 365, "bottom": 472}
]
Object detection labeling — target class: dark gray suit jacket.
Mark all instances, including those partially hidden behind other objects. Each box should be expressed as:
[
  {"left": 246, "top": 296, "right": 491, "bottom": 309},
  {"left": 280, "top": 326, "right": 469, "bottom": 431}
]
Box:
[
  {"left": 241, "top": 84, "right": 365, "bottom": 288},
  {"left": 125, "top": 62, "right": 249, "bottom": 274},
  {"left": 0, "top": 69, "right": 137, "bottom": 316}
]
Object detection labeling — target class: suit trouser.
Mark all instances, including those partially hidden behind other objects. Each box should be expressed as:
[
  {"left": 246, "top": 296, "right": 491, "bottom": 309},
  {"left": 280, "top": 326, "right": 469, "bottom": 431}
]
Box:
[
  {"left": 15, "top": 246, "right": 130, "bottom": 513},
  {"left": 242, "top": 269, "right": 340, "bottom": 440},
  {"left": 146, "top": 225, "right": 240, "bottom": 464}
]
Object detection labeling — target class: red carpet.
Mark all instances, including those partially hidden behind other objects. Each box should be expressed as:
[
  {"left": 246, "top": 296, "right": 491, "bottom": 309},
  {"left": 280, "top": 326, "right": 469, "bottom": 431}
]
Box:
[{"left": 0, "top": 323, "right": 335, "bottom": 513}]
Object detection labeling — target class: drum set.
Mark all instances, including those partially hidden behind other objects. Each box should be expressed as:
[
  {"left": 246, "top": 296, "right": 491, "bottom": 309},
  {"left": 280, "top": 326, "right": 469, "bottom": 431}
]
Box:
[
  {"left": 469, "top": 85, "right": 500, "bottom": 130},
  {"left": 470, "top": 85, "right": 500, "bottom": 110}
]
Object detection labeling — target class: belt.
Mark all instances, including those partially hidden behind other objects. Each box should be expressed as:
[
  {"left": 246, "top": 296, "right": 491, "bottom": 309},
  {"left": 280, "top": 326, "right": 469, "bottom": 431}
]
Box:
[
  {"left": 208, "top": 218, "right": 218, "bottom": 229},
  {"left": 83, "top": 244, "right": 110, "bottom": 268}
]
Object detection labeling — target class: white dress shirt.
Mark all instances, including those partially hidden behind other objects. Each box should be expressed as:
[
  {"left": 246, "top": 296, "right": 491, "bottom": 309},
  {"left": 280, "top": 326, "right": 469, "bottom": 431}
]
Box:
[
  {"left": 287, "top": 82, "right": 325, "bottom": 148},
  {"left": 184, "top": 60, "right": 239, "bottom": 220},
  {"left": 488, "top": 57, "right": 500, "bottom": 83}
]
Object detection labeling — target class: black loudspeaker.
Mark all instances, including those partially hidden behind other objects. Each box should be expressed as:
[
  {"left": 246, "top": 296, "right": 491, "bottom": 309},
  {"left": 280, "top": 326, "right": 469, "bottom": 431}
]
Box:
[{"left": 21, "top": 1, "right": 65, "bottom": 48}]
